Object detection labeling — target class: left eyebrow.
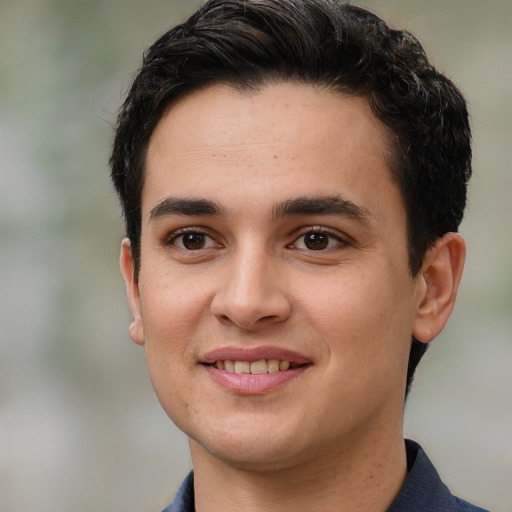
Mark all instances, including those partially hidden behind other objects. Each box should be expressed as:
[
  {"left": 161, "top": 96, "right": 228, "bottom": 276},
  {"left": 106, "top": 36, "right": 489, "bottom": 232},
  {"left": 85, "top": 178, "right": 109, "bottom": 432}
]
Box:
[
  {"left": 149, "top": 197, "right": 222, "bottom": 221},
  {"left": 272, "top": 196, "right": 374, "bottom": 224}
]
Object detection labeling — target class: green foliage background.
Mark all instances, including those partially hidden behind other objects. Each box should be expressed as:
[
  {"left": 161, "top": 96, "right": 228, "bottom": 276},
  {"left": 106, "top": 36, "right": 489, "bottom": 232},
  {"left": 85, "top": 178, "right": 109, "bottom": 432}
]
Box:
[{"left": 1, "top": 1, "right": 511, "bottom": 510}]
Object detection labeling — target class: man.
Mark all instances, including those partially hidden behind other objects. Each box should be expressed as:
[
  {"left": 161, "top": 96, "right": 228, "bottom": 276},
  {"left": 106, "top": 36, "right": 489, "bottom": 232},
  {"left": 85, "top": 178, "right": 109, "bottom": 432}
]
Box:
[{"left": 110, "top": 0, "right": 489, "bottom": 510}]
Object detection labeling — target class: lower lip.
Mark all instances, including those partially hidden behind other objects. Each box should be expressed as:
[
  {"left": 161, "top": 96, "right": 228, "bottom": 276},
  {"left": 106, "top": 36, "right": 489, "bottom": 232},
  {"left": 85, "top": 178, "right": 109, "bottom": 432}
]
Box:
[{"left": 202, "top": 365, "right": 310, "bottom": 395}]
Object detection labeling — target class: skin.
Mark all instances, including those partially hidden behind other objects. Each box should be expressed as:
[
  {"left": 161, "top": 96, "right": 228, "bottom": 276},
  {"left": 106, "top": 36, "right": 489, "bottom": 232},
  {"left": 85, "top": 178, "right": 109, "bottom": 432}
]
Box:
[{"left": 121, "top": 83, "right": 465, "bottom": 511}]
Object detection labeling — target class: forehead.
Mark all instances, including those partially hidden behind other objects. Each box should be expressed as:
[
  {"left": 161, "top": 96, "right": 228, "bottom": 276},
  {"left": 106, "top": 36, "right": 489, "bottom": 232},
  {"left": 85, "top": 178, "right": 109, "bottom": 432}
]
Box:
[{"left": 143, "top": 82, "right": 400, "bottom": 218}]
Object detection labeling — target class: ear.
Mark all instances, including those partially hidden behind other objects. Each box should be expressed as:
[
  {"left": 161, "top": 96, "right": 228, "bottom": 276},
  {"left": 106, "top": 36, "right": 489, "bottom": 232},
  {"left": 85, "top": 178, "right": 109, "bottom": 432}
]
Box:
[
  {"left": 120, "top": 238, "right": 145, "bottom": 346},
  {"left": 412, "top": 233, "right": 466, "bottom": 343}
]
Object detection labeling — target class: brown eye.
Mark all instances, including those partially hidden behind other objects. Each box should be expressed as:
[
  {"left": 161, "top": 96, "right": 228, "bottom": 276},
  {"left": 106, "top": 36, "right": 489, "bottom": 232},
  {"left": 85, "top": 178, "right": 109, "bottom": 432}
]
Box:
[
  {"left": 172, "top": 231, "right": 216, "bottom": 250},
  {"left": 182, "top": 233, "right": 206, "bottom": 250},
  {"left": 292, "top": 230, "right": 347, "bottom": 251},
  {"left": 303, "top": 232, "right": 329, "bottom": 250}
]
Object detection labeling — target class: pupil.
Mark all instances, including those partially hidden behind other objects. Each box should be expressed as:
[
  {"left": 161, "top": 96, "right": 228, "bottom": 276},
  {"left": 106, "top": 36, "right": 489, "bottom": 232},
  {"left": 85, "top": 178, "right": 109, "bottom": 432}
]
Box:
[
  {"left": 183, "top": 233, "right": 205, "bottom": 250},
  {"left": 305, "top": 233, "right": 328, "bottom": 250}
]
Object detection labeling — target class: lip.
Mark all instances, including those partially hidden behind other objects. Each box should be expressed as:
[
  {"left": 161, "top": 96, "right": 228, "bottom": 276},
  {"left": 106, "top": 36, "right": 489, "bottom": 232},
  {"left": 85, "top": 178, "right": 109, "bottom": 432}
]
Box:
[
  {"left": 200, "top": 346, "right": 311, "bottom": 365},
  {"left": 202, "top": 364, "right": 311, "bottom": 395},
  {"left": 200, "top": 346, "right": 312, "bottom": 395}
]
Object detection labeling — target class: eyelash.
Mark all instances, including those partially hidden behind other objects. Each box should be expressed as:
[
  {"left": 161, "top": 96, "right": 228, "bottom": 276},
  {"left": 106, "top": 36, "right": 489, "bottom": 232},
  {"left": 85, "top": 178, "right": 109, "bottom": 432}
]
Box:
[
  {"left": 166, "top": 228, "right": 219, "bottom": 251},
  {"left": 166, "top": 226, "right": 348, "bottom": 252},
  {"left": 290, "top": 227, "right": 349, "bottom": 251}
]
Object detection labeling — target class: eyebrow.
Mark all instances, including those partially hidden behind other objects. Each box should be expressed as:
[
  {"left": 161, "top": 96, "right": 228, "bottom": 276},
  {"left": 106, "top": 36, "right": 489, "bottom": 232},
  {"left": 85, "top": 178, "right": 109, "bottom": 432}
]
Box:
[
  {"left": 149, "top": 194, "right": 373, "bottom": 224},
  {"left": 272, "top": 196, "right": 373, "bottom": 223},
  {"left": 149, "top": 197, "right": 222, "bottom": 221}
]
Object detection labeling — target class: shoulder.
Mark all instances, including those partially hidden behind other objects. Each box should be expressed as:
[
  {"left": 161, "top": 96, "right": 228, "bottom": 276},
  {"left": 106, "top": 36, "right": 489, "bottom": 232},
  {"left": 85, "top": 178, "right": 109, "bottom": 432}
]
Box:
[
  {"left": 453, "top": 495, "right": 490, "bottom": 512},
  {"left": 387, "top": 440, "right": 491, "bottom": 512}
]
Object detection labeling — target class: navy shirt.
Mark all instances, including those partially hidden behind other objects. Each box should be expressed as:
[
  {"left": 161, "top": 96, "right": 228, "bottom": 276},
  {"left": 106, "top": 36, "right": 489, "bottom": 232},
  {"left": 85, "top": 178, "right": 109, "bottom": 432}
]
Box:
[{"left": 162, "top": 440, "right": 489, "bottom": 512}]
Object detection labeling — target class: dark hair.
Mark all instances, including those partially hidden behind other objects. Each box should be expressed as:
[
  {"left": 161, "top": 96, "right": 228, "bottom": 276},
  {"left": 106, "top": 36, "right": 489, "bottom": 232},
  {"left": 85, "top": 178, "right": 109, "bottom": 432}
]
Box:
[{"left": 110, "top": 0, "right": 471, "bottom": 395}]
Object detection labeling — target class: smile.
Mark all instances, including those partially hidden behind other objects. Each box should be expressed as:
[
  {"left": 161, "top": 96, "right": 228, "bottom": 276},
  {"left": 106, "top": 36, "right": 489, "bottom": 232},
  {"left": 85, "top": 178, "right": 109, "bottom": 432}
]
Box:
[
  {"left": 210, "top": 359, "right": 300, "bottom": 374},
  {"left": 203, "top": 360, "right": 311, "bottom": 395},
  {"left": 201, "top": 346, "right": 312, "bottom": 393}
]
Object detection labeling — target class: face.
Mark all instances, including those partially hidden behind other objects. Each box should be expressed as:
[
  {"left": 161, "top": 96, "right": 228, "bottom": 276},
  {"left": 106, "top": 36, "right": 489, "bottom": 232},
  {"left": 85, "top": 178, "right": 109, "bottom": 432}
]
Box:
[{"left": 122, "top": 83, "right": 427, "bottom": 470}]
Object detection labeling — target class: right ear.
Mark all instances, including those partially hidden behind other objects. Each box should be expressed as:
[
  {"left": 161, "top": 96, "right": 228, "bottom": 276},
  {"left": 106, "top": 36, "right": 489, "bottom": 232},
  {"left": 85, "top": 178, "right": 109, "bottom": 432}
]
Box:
[{"left": 120, "top": 238, "right": 145, "bottom": 345}]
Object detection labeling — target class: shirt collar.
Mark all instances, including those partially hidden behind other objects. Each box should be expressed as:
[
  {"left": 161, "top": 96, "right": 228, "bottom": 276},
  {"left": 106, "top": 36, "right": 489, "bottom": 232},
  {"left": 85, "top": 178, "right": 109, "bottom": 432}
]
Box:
[
  {"left": 162, "top": 440, "right": 487, "bottom": 512},
  {"left": 388, "top": 439, "right": 458, "bottom": 511}
]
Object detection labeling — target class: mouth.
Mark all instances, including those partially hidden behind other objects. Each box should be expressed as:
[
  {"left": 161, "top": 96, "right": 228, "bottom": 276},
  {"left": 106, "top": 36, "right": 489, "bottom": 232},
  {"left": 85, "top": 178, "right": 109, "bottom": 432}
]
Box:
[
  {"left": 200, "top": 347, "right": 312, "bottom": 393},
  {"left": 206, "top": 359, "right": 304, "bottom": 374}
]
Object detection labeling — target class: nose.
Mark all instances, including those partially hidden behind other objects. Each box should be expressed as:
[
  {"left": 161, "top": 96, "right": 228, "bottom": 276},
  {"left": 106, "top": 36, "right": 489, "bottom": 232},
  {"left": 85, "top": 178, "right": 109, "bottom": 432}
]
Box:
[{"left": 210, "top": 245, "right": 292, "bottom": 331}]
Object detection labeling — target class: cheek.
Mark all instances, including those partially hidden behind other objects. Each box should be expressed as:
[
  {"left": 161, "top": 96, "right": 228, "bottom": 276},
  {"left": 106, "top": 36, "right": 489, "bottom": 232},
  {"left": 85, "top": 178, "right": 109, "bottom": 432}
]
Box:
[
  {"left": 306, "top": 270, "right": 413, "bottom": 417},
  {"left": 137, "top": 266, "right": 217, "bottom": 384},
  {"left": 300, "top": 264, "right": 415, "bottom": 360},
  {"left": 139, "top": 263, "right": 211, "bottom": 333},
  {"left": 137, "top": 280, "right": 192, "bottom": 382},
  {"left": 140, "top": 289, "right": 196, "bottom": 426}
]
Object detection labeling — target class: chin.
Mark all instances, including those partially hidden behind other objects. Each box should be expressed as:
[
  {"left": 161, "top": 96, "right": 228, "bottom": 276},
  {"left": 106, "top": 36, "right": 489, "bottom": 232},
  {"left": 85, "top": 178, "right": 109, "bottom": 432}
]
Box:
[
  {"left": 186, "top": 415, "right": 311, "bottom": 470},
  {"left": 196, "top": 440, "right": 306, "bottom": 472}
]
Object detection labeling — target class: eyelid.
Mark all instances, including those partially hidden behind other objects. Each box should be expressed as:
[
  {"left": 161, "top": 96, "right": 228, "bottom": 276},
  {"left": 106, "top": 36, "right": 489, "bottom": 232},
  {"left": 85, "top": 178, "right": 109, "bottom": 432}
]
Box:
[
  {"left": 165, "top": 226, "right": 219, "bottom": 249},
  {"left": 289, "top": 226, "right": 350, "bottom": 250}
]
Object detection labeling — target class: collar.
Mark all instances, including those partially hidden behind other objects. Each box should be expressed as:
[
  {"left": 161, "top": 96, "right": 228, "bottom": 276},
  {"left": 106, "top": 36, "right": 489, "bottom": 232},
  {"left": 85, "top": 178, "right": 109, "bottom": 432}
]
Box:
[
  {"left": 387, "top": 439, "right": 488, "bottom": 511},
  {"left": 162, "top": 440, "right": 488, "bottom": 512}
]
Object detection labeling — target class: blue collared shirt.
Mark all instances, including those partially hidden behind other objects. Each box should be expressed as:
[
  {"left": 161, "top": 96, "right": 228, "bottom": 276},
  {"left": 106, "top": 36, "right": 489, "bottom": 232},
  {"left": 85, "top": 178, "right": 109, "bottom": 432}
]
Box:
[{"left": 162, "top": 440, "right": 490, "bottom": 512}]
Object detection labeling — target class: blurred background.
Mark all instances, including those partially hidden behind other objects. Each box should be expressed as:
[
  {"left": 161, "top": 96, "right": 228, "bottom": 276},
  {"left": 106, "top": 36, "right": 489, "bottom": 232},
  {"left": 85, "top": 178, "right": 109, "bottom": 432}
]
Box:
[{"left": 1, "top": 0, "right": 511, "bottom": 511}]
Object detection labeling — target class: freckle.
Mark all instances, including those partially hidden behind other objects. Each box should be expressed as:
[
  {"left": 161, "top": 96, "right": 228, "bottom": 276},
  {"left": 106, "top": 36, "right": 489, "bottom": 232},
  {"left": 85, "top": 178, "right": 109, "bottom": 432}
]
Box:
[
  {"left": 211, "top": 153, "right": 216, "bottom": 157},
  {"left": 273, "top": 155, "right": 278, "bottom": 159},
  {"left": 223, "top": 154, "right": 227, "bottom": 157}
]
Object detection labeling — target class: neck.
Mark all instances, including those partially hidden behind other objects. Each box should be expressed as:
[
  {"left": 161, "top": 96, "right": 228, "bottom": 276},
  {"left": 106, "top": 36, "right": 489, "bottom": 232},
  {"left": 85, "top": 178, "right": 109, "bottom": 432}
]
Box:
[{"left": 190, "top": 430, "right": 407, "bottom": 512}]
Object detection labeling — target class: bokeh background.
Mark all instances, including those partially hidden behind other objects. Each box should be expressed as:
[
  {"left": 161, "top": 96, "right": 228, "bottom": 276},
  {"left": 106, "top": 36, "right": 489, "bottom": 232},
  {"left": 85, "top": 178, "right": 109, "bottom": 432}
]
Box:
[{"left": 1, "top": 0, "right": 511, "bottom": 511}]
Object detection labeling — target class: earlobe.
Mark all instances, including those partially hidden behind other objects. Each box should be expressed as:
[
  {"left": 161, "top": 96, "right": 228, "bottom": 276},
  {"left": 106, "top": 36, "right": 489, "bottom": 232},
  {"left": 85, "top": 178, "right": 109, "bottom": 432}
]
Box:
[
  {"left": 120, "top": 238, "right": 145, "bottom": 346},
  {"left": 412, "top": 233, "right": 466, "bottom": 343}
]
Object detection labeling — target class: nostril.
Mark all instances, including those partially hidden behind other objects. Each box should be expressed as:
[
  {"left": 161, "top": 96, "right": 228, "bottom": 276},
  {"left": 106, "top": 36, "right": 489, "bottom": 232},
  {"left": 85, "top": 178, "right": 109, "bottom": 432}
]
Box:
[
  {"left": 218, "top": 314, "right": 232, "bottom": 324},
  {"left": 260, "top": 315, "right": 279, "bottom": 322}
]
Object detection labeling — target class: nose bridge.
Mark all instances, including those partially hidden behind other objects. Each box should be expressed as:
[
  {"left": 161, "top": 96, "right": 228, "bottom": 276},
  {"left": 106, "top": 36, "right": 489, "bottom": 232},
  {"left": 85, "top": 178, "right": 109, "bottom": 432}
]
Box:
[
  {"left": 211, "top": 237, "right": 290, "bottom": 329},
  {"left": 232, "top": 240, "right": 269, "bottom": 297}
]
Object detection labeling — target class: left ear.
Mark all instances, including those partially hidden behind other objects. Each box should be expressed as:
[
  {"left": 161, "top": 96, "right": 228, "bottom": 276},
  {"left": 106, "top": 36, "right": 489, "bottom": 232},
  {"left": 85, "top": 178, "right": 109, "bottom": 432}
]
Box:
[
  {"left": 120, "top": 238, "right": 145, "bottom": 346},
  {"left": 413, "top": 233, "right": 466, "bottom": 343}
]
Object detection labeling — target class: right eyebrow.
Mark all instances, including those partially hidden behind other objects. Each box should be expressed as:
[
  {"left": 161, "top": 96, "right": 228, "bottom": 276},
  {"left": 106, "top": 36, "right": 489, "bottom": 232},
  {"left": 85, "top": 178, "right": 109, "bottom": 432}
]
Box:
[{"left": 149, "top": 197, "right": 222, "bottom": 221}]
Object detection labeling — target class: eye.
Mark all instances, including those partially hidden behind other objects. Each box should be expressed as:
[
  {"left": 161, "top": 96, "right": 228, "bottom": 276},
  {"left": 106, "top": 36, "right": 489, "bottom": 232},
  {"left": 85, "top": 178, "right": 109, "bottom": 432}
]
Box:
[
  {"left": 293, "top": 230, "right": 346, "bottom": 251},
  {"left": 171, "top": 231, "right": 217, "bottom": 250}
]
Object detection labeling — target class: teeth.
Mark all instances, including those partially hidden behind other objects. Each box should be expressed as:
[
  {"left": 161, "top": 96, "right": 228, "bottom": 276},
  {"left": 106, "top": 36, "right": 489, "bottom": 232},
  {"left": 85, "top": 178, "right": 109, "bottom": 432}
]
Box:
[
  {"left": 234, "top": 361, "right": 250, "bottom": 374},
  {"left": 250, "top": 360, "right": 267, "bottom": 375},
  {"left": 213, "top": 359, "right": 298, "bottom": 374},
  {"left": 267, "top": 359, "right": 280, "bottom": 373},
  {"left": 279, "top": 360, "right": 290, "bottom": 371}
]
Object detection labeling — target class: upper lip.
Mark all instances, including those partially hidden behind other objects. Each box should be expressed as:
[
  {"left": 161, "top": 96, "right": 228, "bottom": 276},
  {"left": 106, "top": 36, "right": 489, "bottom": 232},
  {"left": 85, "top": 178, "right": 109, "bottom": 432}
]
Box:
[{"left": 201, "top": 346, "right": 311, "bottom": 365}]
